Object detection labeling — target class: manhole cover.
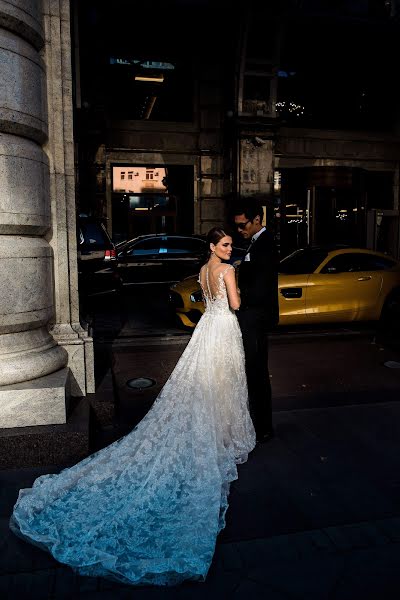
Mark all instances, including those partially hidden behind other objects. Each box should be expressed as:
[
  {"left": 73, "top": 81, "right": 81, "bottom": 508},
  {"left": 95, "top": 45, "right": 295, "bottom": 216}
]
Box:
[
  {"left": 126, "top": 377, "right": 156, "bottom": 390},
  {"left": 383, "top": 361, "right": 400, "bottom": 369}
]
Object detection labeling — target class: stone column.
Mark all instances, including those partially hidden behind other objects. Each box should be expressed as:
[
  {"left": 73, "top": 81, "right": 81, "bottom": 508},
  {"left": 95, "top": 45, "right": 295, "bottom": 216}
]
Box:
[
  {"left": 0, "top": 0, "right": 93, "bottom": 430},
  {"left": 42, "top": 0, "right": 94, "bottom": 396}
]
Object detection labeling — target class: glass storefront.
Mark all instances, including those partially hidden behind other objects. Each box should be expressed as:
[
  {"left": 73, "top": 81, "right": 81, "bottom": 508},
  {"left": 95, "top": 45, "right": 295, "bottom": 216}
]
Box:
[
  {"left": 275, "top": 167, "right": 396, "bottom": 258},
  {"left": 111, "top": 165, "right": 194, "bottom": 243}
]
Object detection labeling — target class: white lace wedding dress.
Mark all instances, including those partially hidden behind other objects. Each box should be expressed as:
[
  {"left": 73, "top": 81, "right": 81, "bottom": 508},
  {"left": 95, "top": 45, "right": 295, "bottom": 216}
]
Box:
[{"left": 10, "top": 264, "right": 255, "bottom": 586}]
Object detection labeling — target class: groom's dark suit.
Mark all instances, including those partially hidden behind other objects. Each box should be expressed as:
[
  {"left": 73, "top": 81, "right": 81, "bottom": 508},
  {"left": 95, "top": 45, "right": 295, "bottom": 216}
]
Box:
[{"left": 236, "top": 228, "right": 279, "bottom": 439}]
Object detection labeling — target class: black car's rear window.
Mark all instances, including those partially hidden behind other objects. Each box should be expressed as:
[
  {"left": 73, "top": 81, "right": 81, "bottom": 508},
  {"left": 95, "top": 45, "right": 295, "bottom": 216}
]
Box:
[
  {"left": 165, "top": 237, "right": 206, "bottom": 254},
  {"left": 279, "top": 249, "right": 329, "bottom": 274},
  {"left": 79, "top": 221, "right": 112, "bottom": 250},
  {"left": 125, "top": 238, "right": 162, "bottom": 255}
]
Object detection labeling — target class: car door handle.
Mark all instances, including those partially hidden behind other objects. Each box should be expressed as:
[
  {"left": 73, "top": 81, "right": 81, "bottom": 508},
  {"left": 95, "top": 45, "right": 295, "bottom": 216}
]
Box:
[
  {"left": 357, "top": 276, "right": 371, "bottom": 281},
  {"left": 280, "top": 287, "right": 303, "bottom": 298}
]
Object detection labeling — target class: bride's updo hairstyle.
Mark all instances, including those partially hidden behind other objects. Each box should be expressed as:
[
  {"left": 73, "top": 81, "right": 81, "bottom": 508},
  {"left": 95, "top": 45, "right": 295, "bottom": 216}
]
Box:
[{"left": 205, "top": 227, "right": 228, "bottom": 261}]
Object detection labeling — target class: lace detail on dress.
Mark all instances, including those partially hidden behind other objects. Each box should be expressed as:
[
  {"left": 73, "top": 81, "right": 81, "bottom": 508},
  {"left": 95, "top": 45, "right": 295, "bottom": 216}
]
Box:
[{"left": 10, "top": 262, "right": 256, "bottom": 587}]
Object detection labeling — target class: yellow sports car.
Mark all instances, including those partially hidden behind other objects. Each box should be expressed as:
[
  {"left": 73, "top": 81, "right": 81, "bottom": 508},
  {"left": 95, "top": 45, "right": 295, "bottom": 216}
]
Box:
[{"left": 168, "top": 246, "right": 400, "bottom": 329}]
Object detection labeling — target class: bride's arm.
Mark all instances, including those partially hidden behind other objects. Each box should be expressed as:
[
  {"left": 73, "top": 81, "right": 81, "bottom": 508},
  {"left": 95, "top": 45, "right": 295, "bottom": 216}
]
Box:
[{"left": 224, "top": 266, "right": 241, "bottom": 310}]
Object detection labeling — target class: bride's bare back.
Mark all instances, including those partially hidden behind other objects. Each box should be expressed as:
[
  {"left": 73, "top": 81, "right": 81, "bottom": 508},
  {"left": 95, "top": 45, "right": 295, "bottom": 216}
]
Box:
[{"left": 199, "top": 262, "right": 241, "bottom": 310}]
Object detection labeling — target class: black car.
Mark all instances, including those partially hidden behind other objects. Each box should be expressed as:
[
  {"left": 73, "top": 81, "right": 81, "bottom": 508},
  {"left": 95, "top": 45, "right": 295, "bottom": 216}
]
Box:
[
  {"left": 77, "top": 215, "right": 121, "bottom": 296},
  {"left": 116, "top": 234, "right": 207, "bottom": 284}
]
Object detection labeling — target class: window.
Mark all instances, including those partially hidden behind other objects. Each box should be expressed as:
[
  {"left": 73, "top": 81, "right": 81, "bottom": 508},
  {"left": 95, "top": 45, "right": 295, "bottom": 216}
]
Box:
[
  {"left": 242, "top": 75, "right": 271, "bottom": 115},
  {"left": 125, "top": 238, "right": 162, "bottom": 256},
  {"left": 121, "top": 172, "right": 125, "bottom": 180},
  {"left": 277, "top": 20, "right": 396, "bottom": 131},
  {"left": 165, "top": 237, "right": 206, "bottom": 255},
  {"left": 78, "top": 221, "right": 112, "bottom": 251},
  {"left": 367, "top": 172, "right": 394, "bottom": 210},
  {"left": 321, "top": 252, "right": 397, "bottom": 273},
  {"left": 279, "top": 248, "right": 328, "bottom": 274},
  {"left": 128, "top": 171, "right": 133, "bottom": 180}
]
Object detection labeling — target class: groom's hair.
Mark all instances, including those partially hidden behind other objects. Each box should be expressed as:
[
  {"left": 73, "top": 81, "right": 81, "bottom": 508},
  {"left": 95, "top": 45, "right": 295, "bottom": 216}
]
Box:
[{"left": 232, "top": 199, "right": 264, "bottom": 222}]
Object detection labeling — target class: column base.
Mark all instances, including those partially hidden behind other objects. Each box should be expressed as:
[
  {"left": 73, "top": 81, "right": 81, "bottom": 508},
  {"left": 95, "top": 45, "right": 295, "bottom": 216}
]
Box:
[
  {"left": 0, "top": 367, "right": 70, "bottom": 428},
  {"left": 52, "top": 323, "right": 95, "bottom": 396}
]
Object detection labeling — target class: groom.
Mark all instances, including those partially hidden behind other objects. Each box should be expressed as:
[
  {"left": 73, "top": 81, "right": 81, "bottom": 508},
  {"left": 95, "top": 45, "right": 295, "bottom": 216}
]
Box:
[{"left": 233, "top": 200, "right": 279, "bottom": 443}]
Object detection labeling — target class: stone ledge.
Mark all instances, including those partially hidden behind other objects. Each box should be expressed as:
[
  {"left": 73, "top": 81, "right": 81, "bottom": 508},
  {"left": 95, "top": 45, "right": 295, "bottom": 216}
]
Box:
[
  {"left": 0, "top": 368, "right": 70, "bottom": 428},
  {"left": 0, "top": 396, "right": 92, "bottom": 469}
]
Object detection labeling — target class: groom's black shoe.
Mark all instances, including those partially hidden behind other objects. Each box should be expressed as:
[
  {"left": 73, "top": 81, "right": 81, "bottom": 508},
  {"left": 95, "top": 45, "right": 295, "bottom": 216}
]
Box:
[{"left": 256, "top": 429, "right": 275, "bottom": 444}]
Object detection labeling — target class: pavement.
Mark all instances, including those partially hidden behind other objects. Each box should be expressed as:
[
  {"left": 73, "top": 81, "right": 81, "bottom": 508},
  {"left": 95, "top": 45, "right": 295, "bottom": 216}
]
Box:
[{"left": 2, "top": 291, "right": 400, "bottom": 598}]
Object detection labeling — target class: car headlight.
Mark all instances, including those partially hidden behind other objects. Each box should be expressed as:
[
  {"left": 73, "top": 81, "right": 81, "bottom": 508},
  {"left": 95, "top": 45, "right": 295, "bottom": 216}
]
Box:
[{"left": 190, "top": 290, "right": 203, "bottom": 303}]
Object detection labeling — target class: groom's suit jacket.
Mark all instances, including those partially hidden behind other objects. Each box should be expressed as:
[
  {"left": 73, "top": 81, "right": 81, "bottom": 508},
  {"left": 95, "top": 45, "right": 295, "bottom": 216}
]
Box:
[{"left": 237, "top": 228, "right": 279, "bottom": 331}]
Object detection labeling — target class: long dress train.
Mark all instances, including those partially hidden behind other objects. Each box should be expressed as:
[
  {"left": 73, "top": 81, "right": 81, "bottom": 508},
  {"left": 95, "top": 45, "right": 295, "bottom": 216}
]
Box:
[{"left": 10, "top": 264, "right": 256, "bottom": 586}]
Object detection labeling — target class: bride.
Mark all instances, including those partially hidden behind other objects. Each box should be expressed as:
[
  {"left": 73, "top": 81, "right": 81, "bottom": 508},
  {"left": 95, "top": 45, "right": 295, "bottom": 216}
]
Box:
[{"left": 10, "top": 227, "right": 256, "bottom": 587}]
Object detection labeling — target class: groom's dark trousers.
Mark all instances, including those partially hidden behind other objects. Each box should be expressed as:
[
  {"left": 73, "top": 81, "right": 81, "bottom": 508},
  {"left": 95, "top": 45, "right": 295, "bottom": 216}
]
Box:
[
  {"left": 237, "top": 309, "right": 272, "bottom": 436},
  {"left": 237, "top": 228, "right": 279, "bottom": 439}
]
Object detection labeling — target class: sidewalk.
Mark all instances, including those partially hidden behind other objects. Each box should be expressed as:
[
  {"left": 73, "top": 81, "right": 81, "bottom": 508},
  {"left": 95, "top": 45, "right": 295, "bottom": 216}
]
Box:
[{"left": 1, "top": 331, "right": 400, "bottom": 598}]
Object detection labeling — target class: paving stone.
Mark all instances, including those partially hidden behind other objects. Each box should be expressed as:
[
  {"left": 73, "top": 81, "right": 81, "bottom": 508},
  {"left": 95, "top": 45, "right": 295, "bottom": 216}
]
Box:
[
  {"left": 0, "top": 519, "right": 55, "bottom": 574},
  {"left": 323, "top": 521, "right": 391, "bottom": 551},
  {"left": 375, "top": 516, "right": 400, "bottom": 542},
  {"left": 333, "top": 544, "right": 400, "bottom": 600},
  {"left": 95, "top": 585, "right": 176, "bottom": 599},
  {"left": 0, "top": 574, "right": 14, "bottom": 597},
  {"left": 235, "top": 536, "right": 298, "bottom": 570},
  {"left": 214, "top": 542, "right": 244, "bottom": 572},
  {"left": 53, "top": 567, "right": 81, "bottom": 598},
  {"left": 0, "top": 569, "right": 55, "bottom": 599},
  {"left": 248, "top": 554, "right": 345, "bottom": 600},
  {"left": 288, "top": 529, "right": 337, "bottom": 557},
  {"left": 75, "top": 573, "right": 101, "bottom": 594},
  {"left": 232, "top": 578, "right": 285, "bottom": 600},
  {"left": 198, "top": 564, "right": 242, "bottom": 598}
]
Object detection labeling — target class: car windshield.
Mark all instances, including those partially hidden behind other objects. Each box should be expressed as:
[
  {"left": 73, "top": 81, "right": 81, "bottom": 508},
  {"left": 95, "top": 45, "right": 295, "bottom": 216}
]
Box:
[{"left": 279, "top": 248, "right": 329, "bottom": 274}]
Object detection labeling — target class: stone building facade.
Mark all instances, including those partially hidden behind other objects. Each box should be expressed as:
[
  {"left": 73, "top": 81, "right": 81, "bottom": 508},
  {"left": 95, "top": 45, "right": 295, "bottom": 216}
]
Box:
[{"left": 75, "top": 1, "right": 400, "bottom": 260}]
